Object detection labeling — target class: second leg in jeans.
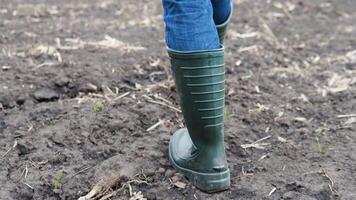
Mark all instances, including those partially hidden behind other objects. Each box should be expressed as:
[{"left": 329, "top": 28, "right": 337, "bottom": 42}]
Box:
[{"left": 211, "top": 0, "right": 232, "bottom": 25}]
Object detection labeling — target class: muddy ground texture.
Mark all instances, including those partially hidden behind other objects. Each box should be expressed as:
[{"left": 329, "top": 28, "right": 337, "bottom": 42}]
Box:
[{"left": 1, "top": 0, "right": 356, "bottom": 199}]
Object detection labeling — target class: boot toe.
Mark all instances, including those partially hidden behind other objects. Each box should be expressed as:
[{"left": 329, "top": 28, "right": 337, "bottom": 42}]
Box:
[{"left": 168, "top": 128, "right": 230, "bottom": 193}]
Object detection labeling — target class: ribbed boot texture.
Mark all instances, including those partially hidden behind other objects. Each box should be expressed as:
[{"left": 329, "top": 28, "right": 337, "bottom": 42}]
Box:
[{"left": 168, "top": 48, "right": 230, "bottom": 193}]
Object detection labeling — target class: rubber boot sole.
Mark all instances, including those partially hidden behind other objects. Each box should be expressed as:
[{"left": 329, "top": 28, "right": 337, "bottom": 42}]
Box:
[{"left": 168, "top": 140, "right": 230, "bottom": 193}]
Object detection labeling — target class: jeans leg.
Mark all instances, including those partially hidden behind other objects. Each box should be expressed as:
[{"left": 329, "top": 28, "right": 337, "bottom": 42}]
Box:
[
  {"left": 211, "top": 0, "right": 231, "bottom": 25},
  {"left": 162, "top": 0, "right": 220, "bottom": 51}
]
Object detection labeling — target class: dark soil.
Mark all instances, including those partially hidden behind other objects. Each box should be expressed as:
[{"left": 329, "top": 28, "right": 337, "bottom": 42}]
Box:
[{"left": 1, "top": 0, "right": 356, "bottom": 199}]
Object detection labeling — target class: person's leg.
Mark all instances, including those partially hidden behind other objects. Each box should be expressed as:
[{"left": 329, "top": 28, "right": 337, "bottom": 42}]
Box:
[
  {"left": 162, "top": 0, "right": 219, "bottom": 51},
  {"left": 211, "top": 0, "right": 233, "bottom": 43},
  {"left": 162, "top": 0, "right": 230, "bottom": 193},
  {"left": 210, "top": 0, "right": 232, "bottom": 25}
]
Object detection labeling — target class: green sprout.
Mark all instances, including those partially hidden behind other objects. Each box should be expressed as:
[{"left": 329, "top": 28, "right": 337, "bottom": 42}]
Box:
[
  {"left": 316, "top": 137, "right": 331, "bottom": 154},
  {"left": 93, "top": 100, "right": 104, "bottom": 112},
  {"left": 224, "top": 109, "right": 233, "bottom": 122},
  {"left": 53, "top": 170, "right": 64, "bottom": 189}
]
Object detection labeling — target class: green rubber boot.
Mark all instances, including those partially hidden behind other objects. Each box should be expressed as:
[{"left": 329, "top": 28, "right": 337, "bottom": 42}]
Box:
[
  {"left": 216, "top": 2, "right": 233, "bottom": 44},
  {"left": 168, "top": 47, "right": 230, "bottom": 193}
]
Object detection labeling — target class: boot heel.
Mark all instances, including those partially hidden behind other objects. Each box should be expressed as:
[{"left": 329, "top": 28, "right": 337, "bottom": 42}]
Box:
[
  {"left": 169, "top": 143, "right": 230, "bottom": 193},
  {"left": 187, "top": 168, "right": 230, "bottom": 193}
]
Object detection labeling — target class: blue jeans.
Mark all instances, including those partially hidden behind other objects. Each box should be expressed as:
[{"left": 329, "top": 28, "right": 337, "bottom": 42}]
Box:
[{"left": 163, "top": 0, "right": 231, "bottom": 51}]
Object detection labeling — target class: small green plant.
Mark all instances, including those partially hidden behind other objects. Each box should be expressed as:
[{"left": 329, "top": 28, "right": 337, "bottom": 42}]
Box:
[
  {"left": 224, "top": 109, "right": 233, "bottom": 122},
  {"left": 53, "top": 170, "right": 64, "bottom": 189},
  {"left": 93, "top": 100, "right": 104, "bottom": 112},
  {"left": 316, "top": 137, "right": 331, "bottom": 154}
]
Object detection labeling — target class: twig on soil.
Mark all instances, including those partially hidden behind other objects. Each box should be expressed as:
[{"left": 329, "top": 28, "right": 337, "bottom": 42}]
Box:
[
  {"left": 273, "top": 2, "right": 293, "bottom": 19},
  {"left": 173, "top": 181, "right": 186, "bottom": 189},
  {"left": 24, "top": 164, "right": 29, "bottom": 179},
  {"left": 16, "top": 163, "right": 31, "bottom": 182},
  {"left": 146, "top": 119, "right": 164, "bottom": 132},
  {"left": 255, "top": 86, "right": 260, "bottom": 93},
  {"left": 129, "top": 191, "right": 146, "bottom": 200},
  {"left": 63, "top": 35, "right": 146, "bottom": 52},
  {"left": 114, "top": 92, "right": 130, "bottom": 101},
  {"left": 29, "top": 45, "right": 62, "bottom": 62},
  {"left": 194, "top": 194, "right": 198, "bottom": 200},
  {"left": 268, "top": 187, "right": 277, "bottom": 196},
  {"left": 258, "top": 154, "right": 268, "bottom": 161},
  {"left": 142, "top": 95, "right": 181, "bottom": 113},
  {"left": 1, "top": 140, "right": 18, "bottom": 158},
  {"left": 337, "top": 114, "right": 356, "bottom": 118},
  {"left": 78, "top": 171, "right": 150, "bottom": 200},
  {"left": 303, "top": 169, "right": 338, "bottom": 194},
  {"left": 153, "top": 94, "right": 174, "bottom": 105},
  {"left": 241, "top": 135, "right": 271, "bottom": 150},
  {"left": 254, "top": 135, "right": 272, "bottom": 143},
  {"left": 249, "top": 103, "right": 270, "bottom": 113},
  {"left": 238, "top": 45, "right": 259, "bottom": 53},
  {"left": 78, "top": 175, "right": 122, "bottom": 200},
  {"left": 241, "top": 166, "right": 254, "bottom": 176},
  {"left": 321, "top": 169, "right": 338, "bottom": 194},
  {"left": 277, "top": 136, "right": 287, "bottom": 143},
  {"left": 342, "top": 117, "right": 356, "bottom": 126},
  {"left": 71, "top": 165, "right": 95, "bottom": 178},
  {"left": 23, "top": 182, "right": 34, "bottom": 190},
  {"left": 234, "top": 31, "right": 260, "bottom": 39},
  {"left": 88, "top": 93, "right": 105, "bottom": 99},
  {"left": 27, "top": 124, "right": 34, "bottom": 132},
  {"left": 259, "top": 20, "right": 282, "bottom": 49},
  {"left": 241, "top": 143, "right": 270, "bottom": 150},
  {"left": 103, "top": 85, "right": 115, "bottom": 96},
  {"left": 33, "top": 62, "right": 58, "bottom": 70}
]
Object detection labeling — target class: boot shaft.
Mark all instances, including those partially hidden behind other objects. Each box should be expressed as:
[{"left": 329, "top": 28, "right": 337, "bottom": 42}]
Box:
[{"left": 168, "top": 48, "right": 225, "bottom": 147}]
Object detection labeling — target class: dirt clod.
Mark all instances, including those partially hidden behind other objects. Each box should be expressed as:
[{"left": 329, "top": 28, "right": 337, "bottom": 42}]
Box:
[
  {"left": 33, "top": 88, "right": 59, "bottom": 102},
  {"left": 164, "top": 169, "right": 175, "bottom": 178}
]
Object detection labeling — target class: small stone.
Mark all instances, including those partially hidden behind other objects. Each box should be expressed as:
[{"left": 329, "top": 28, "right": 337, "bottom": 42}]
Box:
[
  {"left": 159, "top": 158, "right": 170, "bottom": 167},
  {"left": 171, "top": 173, "right": 184, "bottom": 182},
  {"left": 149, "top": 151, "right": 163, "bottom": 158},
  {"left": 299, "top": 195, "right": 317, "bottom": 200},
  {"left": 16, "top": 95, "right": 26, "bottom": 105},
  {"left": 282, "top": 191, "right": 299, "bottom": 199},
  {"left": 0, "top": 95, "right": 15, "bottom": 108},
  {"left": 16, "top": 186, "right": 34, "bottom": 200},
  {"left": 145, "top": 167, "right": 156, "bottom": 176},
  {"left": 78, "top": 83, "right": 98, "bottom": 93},
  {"left": 33, "top": 88, "right": 59, "bottom": 102},
  {"left": 54, "top": 76, "right": 70, "bottom": 87},
  {"left": 146, "top": 192, "right": 157, "bottom": 200},
  {"left": 0, "top": 119, "right": 6, "bottom": 133},
  {"left": 157, "top": 167, "right": 165, "bottom": 174},
  {"left": 164, "top": 169, "right": 175, "bottom": 178},
  {"left": 132, "top": 132, "right": 142, "bottom": 137},
  {"left": 106, "top": 120, "right": 123, "bottom": 132},
  {"left": 81, "top": 131, "right": 90, "bottom": 138},
  {"left": 50, "top": 153, "right": 68, "bottom": 165},
  {"left": 53, "top": 189, "right": 62, "bottom": 194},
  {"left": 173, "top": 181, "right": 186, "bottom": 189},
  {"left": 50, "top": 133, "right": 66, "bottom": 147},
  {"left": 17, "top": 142, "right": 31, "bottom": 155}
]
